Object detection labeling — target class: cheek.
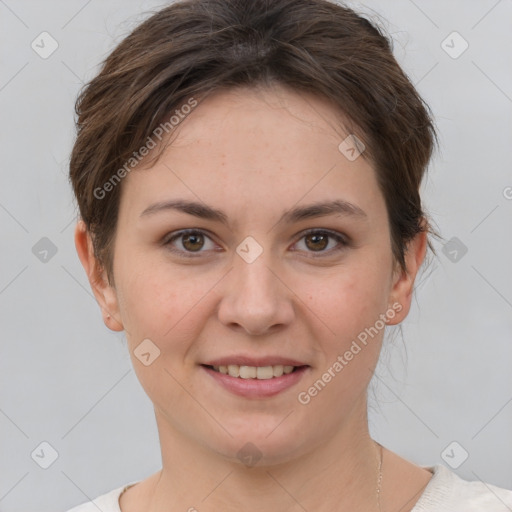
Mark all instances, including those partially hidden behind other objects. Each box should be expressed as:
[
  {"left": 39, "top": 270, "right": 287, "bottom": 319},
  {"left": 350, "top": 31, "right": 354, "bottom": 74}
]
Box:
[
  {"left": 304, "top": 260, "right": 391, "bottom": 344},
  {"left": 293, "top": 262, "right": 391, "bottom": 416},
  {"left": 114, "top": 267, "right": 203, "bottom": 405},
  {"left": 119, "top": 275, "right": 181, "bottom": 338},
  {"left": 115, "top": 257, "right": 216, "bottom": 351}
]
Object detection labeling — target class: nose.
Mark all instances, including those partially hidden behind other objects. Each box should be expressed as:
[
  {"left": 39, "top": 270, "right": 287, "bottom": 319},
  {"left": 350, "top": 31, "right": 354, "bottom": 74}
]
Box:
[{"left": 217, "top": 251, "right": 295, "bottom": 336}]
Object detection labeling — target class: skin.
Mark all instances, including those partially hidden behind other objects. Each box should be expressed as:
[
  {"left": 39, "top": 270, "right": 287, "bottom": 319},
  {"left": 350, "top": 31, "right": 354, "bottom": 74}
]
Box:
[{"left": 75, "top": 85, "right": 433, "bottom": 512}]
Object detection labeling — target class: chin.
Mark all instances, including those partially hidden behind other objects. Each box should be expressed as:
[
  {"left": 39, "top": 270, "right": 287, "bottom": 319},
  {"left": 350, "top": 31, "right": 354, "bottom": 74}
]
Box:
[{"left": 203, "top": 421, "right": 312, "bottom": 468}]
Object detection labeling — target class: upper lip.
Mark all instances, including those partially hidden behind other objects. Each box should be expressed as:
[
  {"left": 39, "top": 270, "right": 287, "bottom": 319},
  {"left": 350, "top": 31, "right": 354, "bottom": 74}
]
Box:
[{"left": 202, "top": 356, "right": 309, "bottom": 367}]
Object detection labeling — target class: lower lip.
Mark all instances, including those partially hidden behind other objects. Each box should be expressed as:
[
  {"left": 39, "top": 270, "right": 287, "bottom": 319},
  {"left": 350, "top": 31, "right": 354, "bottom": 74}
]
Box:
[{"left": 201, "top": 365, "right": 310, "bottom": 398}]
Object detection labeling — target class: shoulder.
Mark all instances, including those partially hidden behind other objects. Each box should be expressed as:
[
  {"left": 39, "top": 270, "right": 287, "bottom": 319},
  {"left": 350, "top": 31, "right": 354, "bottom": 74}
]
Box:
[
  {"left": 64, "top": 481, "right": 139, "bottom": 512},
  {"left": 413, "top": 464, "right": 512, "bottom": 511}
]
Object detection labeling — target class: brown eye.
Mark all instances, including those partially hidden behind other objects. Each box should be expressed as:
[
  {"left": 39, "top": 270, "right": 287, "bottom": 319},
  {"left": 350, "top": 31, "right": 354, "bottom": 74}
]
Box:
[
  {"left": 304, "top": 232, "right": 329, "bottom": 251},
  {"left": 164, "top": 229, "right": 217, "bottom": 257},
  {"left": 293, "top": 229, "right": 348, "bottom": 256},
  {"left": 181, "top": 232, "right": 204, "bottom": 252}
]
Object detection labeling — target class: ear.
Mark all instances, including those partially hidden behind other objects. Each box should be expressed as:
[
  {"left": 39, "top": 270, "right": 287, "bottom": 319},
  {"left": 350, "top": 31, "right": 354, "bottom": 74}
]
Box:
[
  {"left": 74, "top": 220, "right": 124, "bottom": 331},
  {"left": 386, "top": 228, "right": 428, "bottom": 326}
]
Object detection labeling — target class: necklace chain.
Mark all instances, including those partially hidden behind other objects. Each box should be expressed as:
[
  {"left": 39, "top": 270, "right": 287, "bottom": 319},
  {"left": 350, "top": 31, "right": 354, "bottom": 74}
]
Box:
[{"left": 376, "top": 441, "right": 383, "bottom": 512}]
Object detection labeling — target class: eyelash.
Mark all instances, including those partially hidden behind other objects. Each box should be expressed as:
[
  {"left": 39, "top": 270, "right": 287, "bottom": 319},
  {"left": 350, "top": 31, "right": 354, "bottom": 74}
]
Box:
[{"left": 162, "top": 228, "right": 349, "bottom": 259}]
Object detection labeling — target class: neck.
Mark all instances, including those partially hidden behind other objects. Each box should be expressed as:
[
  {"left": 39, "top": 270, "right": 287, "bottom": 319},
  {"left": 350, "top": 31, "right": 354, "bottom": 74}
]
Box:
[{"left": 147, "top": 401, "right": 381, "bottom": 512}]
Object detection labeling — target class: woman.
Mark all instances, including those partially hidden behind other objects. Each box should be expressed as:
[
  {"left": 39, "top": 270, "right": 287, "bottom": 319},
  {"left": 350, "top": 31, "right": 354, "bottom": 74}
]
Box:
[{"left": 66, "top": 0, "right": 512, "bottom": 510}]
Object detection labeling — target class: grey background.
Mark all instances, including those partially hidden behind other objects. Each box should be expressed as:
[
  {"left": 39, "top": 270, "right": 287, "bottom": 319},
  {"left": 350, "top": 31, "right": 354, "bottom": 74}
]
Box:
[{"left": 0, "top": 0, "right": 511, "bottom": 510}]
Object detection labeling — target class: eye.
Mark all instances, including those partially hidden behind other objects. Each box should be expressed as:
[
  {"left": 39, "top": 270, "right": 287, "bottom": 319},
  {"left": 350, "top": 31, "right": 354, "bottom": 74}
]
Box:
[
  {"left": 163, "top": 229, "right": 218, "bottom": 257},
  {"left": 163, "top": 228, "right": 349, "bottom": 258},
  {"left": 292, "top": 229, "right": 348, "bottom": 256}
]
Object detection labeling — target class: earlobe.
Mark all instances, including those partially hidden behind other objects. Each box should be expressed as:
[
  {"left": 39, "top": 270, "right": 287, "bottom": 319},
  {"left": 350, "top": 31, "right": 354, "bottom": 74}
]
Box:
[
  {"left": 386, "top": 230, "right": 428, "bottom": 326},
  {"left": 74, "top": 220, "right": 124, "bottom": 332}
]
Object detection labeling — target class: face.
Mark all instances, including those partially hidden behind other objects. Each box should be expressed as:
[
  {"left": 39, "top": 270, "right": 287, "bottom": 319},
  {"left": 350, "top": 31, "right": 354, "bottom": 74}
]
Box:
[{"left": 76, "top": 85, "right": 425, "bottom": 466}]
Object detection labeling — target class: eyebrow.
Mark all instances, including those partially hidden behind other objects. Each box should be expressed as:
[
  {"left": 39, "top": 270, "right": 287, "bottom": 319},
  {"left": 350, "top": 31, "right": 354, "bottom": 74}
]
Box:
[{"left": 139, "top": 198, "right": 367, "bottom": 225}]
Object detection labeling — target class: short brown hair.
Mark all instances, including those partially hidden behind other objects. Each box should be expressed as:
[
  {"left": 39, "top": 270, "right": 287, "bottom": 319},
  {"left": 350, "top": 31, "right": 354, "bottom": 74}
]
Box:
[{"left": 69, "top": 0, "right": 438, "bottom": 286}]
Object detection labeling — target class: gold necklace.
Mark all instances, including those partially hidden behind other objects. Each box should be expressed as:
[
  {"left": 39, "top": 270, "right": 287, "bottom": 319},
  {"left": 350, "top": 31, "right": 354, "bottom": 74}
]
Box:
[{"left": 376, "top": 441, "right": 383, "bottom": 512}]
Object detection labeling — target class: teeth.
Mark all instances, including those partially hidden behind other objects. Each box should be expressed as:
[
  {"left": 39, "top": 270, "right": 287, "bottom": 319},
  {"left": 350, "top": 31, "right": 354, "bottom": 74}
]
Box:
[
  {"left": 256, "top": 366, "right": 273, "bottom": 379},
  {"left": 273, "top": 365, "right": 284, "bottom": 377},
  {"left": 239, "top": 365, "right": 257, "bottom": 378},
  {"left": 211, "top": 364, "right": 299, "bottom": 379},
  {"left": 227, "top": 365, "right": 239, "bottom": 377}
]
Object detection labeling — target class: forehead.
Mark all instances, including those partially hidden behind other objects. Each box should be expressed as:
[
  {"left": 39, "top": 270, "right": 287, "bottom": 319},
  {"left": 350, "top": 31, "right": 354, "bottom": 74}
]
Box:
[
  {"left": 118, "top": 85, "right": 384, "bottom": 226},
  {"left": 169, "top": 85, "right": 354, "bottom": 154}
]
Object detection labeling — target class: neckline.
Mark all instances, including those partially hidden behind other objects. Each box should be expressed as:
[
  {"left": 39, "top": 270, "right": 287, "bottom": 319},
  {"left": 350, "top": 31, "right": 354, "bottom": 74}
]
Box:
[
  {"left": 117, "top": 465, "right": 442, "bottom": 512},
  {"left": 117, "top": 482, "right": 138, "bottom": 510}
]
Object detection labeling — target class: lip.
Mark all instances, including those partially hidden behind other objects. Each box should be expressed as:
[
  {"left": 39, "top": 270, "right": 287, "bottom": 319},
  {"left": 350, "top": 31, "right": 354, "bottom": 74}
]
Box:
[
  {"left": 201, "top": 364, "right": 310, "bottom": 398},
  {"left": 202, "top": 356, "right": 308, "bottom": 367}
]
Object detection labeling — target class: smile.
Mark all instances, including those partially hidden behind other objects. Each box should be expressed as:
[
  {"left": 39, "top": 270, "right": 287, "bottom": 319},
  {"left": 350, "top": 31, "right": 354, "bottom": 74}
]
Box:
[
  {"left": 207, "top": 364, "right": 299, "bottom": 379},
  {"left": 201, "top": 364, "right": 310, "bottom": 398}
]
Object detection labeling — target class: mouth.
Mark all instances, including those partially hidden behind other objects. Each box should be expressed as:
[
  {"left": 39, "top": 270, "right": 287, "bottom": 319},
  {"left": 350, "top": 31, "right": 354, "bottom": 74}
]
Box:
[
  {"left": 200, "top": 363, "right": 310, "bottom": 398},
  {"left": 202, "top": 363, "right": 307, "bottom": 379}
]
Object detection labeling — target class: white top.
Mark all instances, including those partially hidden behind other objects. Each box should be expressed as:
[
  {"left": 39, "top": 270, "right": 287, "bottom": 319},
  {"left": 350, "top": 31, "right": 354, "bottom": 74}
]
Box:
[{"left": 65, "top": 464, "right": 512, "bottom": 512}]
